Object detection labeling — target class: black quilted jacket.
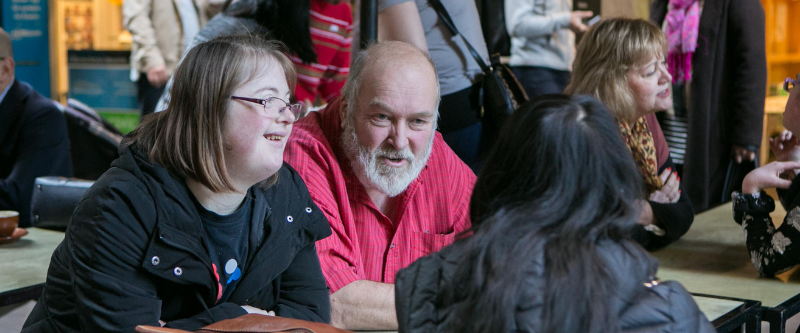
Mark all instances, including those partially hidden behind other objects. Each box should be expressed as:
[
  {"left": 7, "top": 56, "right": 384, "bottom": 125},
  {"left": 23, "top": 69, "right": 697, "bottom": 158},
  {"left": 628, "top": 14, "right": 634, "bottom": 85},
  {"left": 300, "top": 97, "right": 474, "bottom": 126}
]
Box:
[
  {"left": 22, "top": 146, "right": 332, "bottom": 332},
  {"left": 395, "top": 238, "right": 715, "bottom": 333}
]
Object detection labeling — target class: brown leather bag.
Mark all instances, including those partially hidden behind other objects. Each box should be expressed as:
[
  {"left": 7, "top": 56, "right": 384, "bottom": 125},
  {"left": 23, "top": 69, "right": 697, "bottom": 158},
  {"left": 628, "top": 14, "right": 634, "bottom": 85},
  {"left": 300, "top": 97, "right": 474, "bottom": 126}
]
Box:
[{"left": 135, "top": 314, "right": 354, "bottom": 333}]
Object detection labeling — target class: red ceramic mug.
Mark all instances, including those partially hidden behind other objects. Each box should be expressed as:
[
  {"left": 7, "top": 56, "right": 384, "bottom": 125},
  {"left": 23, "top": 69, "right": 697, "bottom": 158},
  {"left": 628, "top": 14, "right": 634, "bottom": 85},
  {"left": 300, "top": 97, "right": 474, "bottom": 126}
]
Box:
[{"left": 0, "top": 211, "right": 19, "bottom": 237}]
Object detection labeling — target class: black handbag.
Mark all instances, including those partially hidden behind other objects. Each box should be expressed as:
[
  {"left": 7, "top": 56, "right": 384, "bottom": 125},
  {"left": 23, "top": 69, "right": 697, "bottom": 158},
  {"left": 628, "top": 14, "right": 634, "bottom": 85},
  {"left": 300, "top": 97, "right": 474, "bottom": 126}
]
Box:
[
  {"left": 30, "top": 177, "right": 94, "bottom": 230},
  {"left": 428, "top": 0, "right": 529, "bottom": 152},
  {"left": 720, "top": 158, "right": 759, "bottom": 204}
]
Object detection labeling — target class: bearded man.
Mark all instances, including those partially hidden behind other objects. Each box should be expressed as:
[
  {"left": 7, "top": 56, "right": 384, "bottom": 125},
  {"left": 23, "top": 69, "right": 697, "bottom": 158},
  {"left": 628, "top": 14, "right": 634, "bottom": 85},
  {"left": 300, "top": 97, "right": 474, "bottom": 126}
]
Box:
[{"left": 284, "top": 41, "right": 475, "bottom": 330}]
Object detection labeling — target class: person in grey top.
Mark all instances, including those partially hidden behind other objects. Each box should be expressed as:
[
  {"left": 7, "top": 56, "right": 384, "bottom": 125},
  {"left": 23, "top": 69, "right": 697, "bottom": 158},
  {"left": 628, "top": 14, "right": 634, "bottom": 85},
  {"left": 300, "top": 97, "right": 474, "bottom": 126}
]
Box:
[
  {"left": 378, "top": 0, "right": 489, "bottom": 172},
  {"left": 505, "top": 0, "right": 592, "bottom": 97}
]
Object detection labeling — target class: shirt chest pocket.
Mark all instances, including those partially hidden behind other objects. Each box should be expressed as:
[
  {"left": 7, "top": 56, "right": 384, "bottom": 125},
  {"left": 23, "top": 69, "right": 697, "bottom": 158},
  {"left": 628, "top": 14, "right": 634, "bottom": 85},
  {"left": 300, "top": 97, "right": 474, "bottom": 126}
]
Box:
[{"left": 409, "top": 231, "right": 455, "bottom": 261}]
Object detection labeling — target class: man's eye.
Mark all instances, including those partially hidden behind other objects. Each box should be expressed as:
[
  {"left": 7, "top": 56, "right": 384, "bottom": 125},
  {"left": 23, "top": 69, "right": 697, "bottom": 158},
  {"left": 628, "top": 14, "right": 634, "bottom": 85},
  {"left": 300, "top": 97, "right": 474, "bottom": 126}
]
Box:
[
  {"left": 376, "top": 114, "right": 388, "bottom": 120},
  {"left": 412, "top": 119, "right": 426, "bottom": 124}
]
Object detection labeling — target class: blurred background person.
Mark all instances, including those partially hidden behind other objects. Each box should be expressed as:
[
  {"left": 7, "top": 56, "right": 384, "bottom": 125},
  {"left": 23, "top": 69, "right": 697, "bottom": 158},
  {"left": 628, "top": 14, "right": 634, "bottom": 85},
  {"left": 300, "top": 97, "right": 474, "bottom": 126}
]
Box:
[
  {"left": 156, "top": 0, "right": 352, "bottom": 113},
  {"left": 123, "top": 0, "right": 211, "bottom": 119},
  {"left": 651, "top": 0, "right": 766, "bottom": 212},
  {"left": 0, "top": 28, "right": 72, "bottom": 227},
  {"left": 505, "top": 0, "right": 592, "bottom": 97},
  {"left": 377, "top": 0, "right": 489, "bottom": 172},
  {"left": 292, "top": 0, "right": 353, "bottom": 110},
  {"left": 395, "top": 95, "right": 714, "bottom": 333}
]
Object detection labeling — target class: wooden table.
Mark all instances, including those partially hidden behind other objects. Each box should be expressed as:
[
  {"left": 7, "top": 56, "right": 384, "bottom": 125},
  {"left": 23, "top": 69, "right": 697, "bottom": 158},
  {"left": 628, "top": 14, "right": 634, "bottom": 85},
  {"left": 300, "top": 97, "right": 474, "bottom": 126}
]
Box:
[
  {"left": 653, "top": 202, "right": 800, "bottom": 333},
  {"left": 0, "top": 228, "right": 64, "bottom": 306}
]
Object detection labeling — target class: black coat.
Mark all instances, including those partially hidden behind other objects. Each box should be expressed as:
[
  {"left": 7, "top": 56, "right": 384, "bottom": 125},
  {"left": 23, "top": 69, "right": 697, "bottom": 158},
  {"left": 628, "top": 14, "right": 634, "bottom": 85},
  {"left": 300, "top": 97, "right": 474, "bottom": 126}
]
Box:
[
  {"left": 651, "top": 0, "right": 767, "bottom": 212},
  {"left": 396, "top": 238, "right": 715, "bottom": 333},
  {"left": 22, "top": 146, "right": 332, "bottom": 332},
  {"left": 0, "top": 79, "right": 72, "bottom": 226}
]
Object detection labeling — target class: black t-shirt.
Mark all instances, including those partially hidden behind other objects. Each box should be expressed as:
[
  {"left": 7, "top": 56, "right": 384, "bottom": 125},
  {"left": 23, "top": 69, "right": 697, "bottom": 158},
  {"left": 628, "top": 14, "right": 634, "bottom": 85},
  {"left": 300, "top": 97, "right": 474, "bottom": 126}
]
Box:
[{"left": 192, "top": 192, "right": 252, "bottom": 304}]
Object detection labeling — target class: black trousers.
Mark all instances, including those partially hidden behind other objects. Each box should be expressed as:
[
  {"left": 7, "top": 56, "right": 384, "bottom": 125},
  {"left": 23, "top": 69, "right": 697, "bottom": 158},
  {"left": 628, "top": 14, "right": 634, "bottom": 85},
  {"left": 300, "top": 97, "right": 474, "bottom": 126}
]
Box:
[
  {"left": 511, "top": 66, "right": 570, "bottom": 98},
  {"left": 137, "top": 74, "right": 166, "bottom": 119},
  {"left": 438, "top": 83, "right": 483, "bottom": 173}
]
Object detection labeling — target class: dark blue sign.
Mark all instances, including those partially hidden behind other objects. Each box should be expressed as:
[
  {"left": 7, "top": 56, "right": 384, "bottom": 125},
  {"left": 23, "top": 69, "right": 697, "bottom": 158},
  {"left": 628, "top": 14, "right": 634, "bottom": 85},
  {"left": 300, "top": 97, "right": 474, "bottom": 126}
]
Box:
[
  {"left": 2, "top": 0, "right": 51, "bottom": 97},
  {"left": 68, "top": 65, "right": 137, "bottom": 111}
]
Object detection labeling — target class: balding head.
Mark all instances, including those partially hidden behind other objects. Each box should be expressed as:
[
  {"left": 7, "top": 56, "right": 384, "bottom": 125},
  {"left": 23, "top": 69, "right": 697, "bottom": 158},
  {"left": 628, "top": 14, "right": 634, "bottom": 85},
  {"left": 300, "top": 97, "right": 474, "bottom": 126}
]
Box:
[
  {"left": 338, "top": 41, "right": 441, "bottom": 197},
  {"left": 341, "top": 41, "right": 440, "bottom": 121},
  {"left": 0, "top": 28, "right": 12, "bottom": 58}
]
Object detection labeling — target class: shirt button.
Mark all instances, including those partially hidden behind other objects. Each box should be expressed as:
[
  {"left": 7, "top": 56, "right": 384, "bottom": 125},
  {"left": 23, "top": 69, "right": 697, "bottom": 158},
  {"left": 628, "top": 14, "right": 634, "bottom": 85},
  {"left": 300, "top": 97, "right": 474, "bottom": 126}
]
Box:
[
  {"left": 287, "top": 215, "right": 294, "bottom": 223},
  {"left": 305, "top": 207, "right": 312, "bottom": 213},
  {"left": 390, "top": 243, "right": 396, "bottom": 249},
  {"left": 151, "top": 256, "right": 160, "bottom": 266},
  {"left": 174, "top": 267, "right": 183, "bottom": 276}
]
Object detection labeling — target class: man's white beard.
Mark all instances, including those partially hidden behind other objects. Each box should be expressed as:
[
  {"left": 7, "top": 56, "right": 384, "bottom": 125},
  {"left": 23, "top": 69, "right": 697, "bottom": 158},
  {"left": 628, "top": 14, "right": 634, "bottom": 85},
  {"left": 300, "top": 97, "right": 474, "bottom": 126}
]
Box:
[{"left": 341, "top": 115, "right": 434, "bottom": 198}]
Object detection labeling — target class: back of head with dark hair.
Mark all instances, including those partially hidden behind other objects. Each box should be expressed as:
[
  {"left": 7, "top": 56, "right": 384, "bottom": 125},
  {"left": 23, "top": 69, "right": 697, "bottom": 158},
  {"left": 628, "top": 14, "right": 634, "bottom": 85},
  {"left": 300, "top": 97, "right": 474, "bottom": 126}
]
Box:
[
  {"left": 222, "top": 0, "right": 316, "bottom": 64},
  {"left": 443, "top": 95, "right": 647, "bottom": 333}
]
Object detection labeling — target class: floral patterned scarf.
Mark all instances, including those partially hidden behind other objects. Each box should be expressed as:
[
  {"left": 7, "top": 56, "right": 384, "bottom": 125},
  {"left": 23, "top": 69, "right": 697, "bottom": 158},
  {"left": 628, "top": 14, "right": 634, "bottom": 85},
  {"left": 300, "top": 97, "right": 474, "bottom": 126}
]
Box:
[
  {"left": 619, "top": 117, "right": 663, "bottom": 194},
  {"left": 665, "top": 0, "right": 700, "bottom": 84}
]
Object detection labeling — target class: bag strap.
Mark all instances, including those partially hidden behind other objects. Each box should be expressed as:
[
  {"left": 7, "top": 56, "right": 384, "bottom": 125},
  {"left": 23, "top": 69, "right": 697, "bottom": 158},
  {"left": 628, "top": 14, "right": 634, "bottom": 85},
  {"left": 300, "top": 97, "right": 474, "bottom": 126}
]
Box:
[{"left": 428, "top": 0, "right": 491, "bottom": 74}]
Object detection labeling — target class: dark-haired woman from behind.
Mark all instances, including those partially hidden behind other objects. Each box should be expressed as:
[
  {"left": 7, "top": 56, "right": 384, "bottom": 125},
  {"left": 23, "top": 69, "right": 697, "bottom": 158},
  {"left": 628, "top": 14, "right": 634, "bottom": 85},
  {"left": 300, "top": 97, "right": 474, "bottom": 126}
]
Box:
[{"left": 394, "top": 95, "right": 713, "bottom": 333}]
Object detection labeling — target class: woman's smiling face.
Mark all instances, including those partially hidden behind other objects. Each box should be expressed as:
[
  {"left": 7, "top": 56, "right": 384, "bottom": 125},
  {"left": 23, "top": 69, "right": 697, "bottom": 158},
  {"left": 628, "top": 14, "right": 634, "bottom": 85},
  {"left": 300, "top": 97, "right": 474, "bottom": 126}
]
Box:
[{"left": 223, "top": 59, "right": 294, "bottom": 190}]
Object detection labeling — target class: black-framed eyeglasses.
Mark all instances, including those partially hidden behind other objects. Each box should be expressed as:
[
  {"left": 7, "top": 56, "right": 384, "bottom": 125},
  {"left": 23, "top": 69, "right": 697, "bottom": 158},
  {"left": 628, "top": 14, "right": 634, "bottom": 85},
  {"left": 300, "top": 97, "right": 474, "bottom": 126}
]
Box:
[
  {"left": 784, "top": 73, "right": 800, "bottom": 92},
  {"left": 231, "top": 96, "right": 303, "bottom": 120}
]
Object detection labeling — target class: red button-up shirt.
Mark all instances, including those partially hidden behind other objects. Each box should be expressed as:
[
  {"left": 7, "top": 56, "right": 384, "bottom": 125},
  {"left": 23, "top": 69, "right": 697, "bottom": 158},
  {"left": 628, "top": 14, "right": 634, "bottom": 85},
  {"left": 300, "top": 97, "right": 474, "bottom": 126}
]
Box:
[{"left": 284, "top": 98, "right": 475, "bottom": 293}]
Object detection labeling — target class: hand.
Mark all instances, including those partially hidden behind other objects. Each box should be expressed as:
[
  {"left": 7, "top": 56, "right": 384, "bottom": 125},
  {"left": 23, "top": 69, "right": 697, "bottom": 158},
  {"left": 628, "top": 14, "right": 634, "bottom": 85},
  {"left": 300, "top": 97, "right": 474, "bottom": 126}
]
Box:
[
  {"left": 569, "top": 11, "right": 594, "bottom": 34},
  {"left": 636, "top": 199, "right": 654, "bottom": 226},
  {"left": 741, "top": 161, "right": 800, "bottom": 194},
  {"left": 770, "top": 130, "right": 800, "bottom": 162},
  {"left": 732, "top": 145, "right": 757, "bottom": 164},
  {"left": 241, "top": 305, "right": 275, "bottom": 316},
  {"left": 649, "top": 168, "right": 680, "bottom": 203},
  {"left": 146, "top": 65, "right": 169, "bottom": 88}
]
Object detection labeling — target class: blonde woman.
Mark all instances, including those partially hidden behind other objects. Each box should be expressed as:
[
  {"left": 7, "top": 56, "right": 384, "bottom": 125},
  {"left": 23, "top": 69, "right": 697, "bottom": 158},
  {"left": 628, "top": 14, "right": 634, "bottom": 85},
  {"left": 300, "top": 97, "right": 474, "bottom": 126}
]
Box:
[{"left": 566, "top": 18, "right": 694, "bottom": 250}]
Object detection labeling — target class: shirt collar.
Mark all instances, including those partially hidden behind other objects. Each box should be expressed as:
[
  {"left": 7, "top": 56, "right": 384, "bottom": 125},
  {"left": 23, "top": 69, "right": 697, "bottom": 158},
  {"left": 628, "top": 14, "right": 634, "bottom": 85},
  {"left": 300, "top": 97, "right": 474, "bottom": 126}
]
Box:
[{"left": 0, "top": 76, "right": 14, "bottom": 105}]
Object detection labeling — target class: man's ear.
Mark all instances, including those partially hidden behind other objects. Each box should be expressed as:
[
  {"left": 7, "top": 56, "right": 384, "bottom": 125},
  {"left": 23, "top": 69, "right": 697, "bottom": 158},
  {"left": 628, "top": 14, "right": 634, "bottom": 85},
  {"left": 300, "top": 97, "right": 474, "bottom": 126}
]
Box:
[
  {"left": 0, "top": 58, "right": 14, "bottom": 89},
  {"left": 0, "top": 57, "right": 14, "bottom": 78}
]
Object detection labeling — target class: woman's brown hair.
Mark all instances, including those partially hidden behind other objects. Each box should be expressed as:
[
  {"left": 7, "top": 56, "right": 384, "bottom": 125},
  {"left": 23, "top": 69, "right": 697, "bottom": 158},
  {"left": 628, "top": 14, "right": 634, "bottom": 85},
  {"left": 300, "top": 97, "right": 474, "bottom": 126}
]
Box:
[
  {"left": 122, "top": 34, "right": 297, "bottom": 193},
  {"left": 565, "top": 18, "right": 667, "bottom": 122}
]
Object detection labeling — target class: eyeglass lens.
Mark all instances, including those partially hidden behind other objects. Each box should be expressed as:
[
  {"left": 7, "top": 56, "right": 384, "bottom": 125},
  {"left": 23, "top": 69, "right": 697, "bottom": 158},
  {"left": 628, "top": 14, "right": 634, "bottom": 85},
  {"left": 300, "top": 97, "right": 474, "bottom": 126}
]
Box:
[{"left": 264, "top": 98, "right": 302, "bottom": 119}]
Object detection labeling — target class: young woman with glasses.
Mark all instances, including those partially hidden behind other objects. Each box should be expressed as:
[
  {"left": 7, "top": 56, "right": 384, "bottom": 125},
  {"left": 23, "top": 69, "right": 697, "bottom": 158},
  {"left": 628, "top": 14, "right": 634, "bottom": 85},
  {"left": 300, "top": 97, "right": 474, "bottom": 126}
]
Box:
[{"left": 22, "top": 35, "right": 332, "bottom": 332}]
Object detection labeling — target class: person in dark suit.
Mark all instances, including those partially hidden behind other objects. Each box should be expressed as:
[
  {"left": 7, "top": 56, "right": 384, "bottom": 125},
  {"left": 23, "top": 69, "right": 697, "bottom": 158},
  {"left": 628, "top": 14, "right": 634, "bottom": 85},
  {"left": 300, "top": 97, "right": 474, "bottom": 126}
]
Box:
[
  {"left": 0, "top": 27, "right": 72, "bottom": 227},
  {"left": 650, "top": 0, "right": 767, "bottom": 212}
]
